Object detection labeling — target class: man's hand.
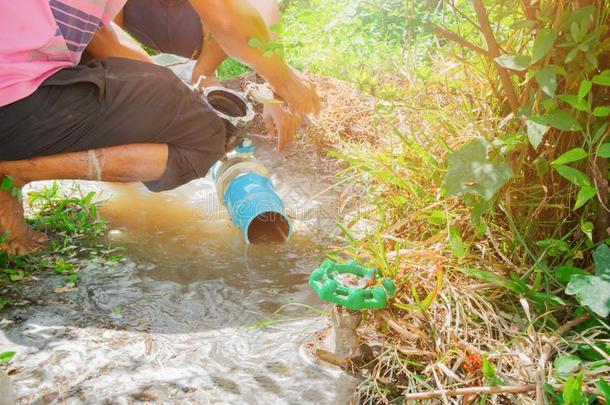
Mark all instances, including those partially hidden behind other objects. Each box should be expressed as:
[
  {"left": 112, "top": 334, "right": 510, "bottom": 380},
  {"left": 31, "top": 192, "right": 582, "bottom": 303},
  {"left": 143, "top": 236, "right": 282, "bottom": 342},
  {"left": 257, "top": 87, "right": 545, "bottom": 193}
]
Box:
[
  {"left": 263, "top": 103, "right": 301, "bottom": 151},
  {"left": 269, "top": 68, "right": 320, "bottom": 118}
]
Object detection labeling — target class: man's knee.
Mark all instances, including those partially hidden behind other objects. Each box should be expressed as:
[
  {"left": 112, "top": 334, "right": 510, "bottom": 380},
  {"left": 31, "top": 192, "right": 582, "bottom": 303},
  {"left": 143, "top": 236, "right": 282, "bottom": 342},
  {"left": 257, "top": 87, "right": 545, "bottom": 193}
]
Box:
[{"left": 154, "top": 99, "right": 226, "bottom": 190}]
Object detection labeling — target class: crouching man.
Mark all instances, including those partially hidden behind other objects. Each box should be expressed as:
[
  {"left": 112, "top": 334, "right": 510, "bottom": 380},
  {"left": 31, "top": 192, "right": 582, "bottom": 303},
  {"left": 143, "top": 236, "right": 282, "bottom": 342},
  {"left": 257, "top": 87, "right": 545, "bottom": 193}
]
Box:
[{"left": 0, "top": 0, "right": 320, "bottom": 255}]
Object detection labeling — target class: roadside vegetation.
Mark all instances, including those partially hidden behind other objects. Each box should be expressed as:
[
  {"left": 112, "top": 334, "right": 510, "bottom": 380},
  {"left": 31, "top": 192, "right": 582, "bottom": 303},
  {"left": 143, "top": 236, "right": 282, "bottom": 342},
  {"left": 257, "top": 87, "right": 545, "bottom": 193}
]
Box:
[
  {"left": 1, "top": 1, "right": 609, "bottom": 403},
  {"left": 276, "top": 0, "right": 610, "bottom": 403}
]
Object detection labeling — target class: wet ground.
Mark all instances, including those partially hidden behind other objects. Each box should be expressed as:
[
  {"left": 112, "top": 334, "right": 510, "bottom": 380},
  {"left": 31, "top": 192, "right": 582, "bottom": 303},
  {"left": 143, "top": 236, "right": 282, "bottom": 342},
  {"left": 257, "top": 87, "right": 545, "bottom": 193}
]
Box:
[{"left": 0, "top": 60, "right": 357, "bottom": 404}]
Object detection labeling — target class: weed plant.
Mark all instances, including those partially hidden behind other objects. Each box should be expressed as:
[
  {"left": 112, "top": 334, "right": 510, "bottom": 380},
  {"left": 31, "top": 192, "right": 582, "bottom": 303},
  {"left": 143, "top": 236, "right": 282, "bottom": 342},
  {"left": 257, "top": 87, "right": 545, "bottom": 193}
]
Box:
[
  {"left": 0, "top": 183, "right": 122, "bottom": 309},
  {"left": 279, "top": 0, "right": 610, "bottom": 403}
]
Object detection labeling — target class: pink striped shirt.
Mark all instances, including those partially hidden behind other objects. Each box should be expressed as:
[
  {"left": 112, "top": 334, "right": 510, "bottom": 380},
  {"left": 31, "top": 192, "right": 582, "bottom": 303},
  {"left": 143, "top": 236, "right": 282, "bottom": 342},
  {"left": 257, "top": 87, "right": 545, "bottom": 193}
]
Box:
[{"left": 0, "top": 0, "right": 126, "bottom": 106}]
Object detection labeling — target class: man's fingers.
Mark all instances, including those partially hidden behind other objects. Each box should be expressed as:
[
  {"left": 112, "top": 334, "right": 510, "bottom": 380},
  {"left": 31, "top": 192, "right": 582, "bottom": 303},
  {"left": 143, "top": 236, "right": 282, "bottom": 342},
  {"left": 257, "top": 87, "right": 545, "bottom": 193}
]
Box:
[
  {"left": 301, "top": 84, "right": 320, "bottom": 117},
  {"left": 291, "top": 115, "right": 300, "bottom": 142},
  {"left": 278, "top": 118, "right": 297, "bottom": 151},
  {"left": 277, "top": 124, "right": 287, "bottom": 151},
  {"left": 264, "top": 114, "right": 276, "bottom": 139}
]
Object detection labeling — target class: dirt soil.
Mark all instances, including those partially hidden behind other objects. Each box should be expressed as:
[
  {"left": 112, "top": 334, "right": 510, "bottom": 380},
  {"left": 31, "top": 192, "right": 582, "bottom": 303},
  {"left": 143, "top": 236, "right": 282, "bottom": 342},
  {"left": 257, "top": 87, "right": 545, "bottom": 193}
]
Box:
[{"left": 223, "top": 73, "right": 383, "bottom": 149}]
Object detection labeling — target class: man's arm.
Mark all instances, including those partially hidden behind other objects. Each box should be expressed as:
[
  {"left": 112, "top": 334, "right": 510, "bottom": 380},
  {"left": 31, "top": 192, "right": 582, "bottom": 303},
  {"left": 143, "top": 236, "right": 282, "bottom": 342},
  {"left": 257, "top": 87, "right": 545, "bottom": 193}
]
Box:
[
  {"left": 189, "top": 0, "right": 286, "bottom": 85},
  {"left": 192, "top": 0, "right": 280, "bottom": 85},
  {"left": 87, "top": 22, "right": 153, "bottom": 63},
  {"left": 189, "top": 0, "right": 320, "bottom": 116}
]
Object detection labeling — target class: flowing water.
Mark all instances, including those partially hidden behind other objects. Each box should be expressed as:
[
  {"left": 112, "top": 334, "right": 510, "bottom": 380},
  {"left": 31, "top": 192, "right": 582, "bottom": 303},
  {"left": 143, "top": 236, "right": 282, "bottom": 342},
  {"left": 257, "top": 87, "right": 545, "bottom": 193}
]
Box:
[{"left": 0, "top": 60, "right": 357, "bottom": 403}]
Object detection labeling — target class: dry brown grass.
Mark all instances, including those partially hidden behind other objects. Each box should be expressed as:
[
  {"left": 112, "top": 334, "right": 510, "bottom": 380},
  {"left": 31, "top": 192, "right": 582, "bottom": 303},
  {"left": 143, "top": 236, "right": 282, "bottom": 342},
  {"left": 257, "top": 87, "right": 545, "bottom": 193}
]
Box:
[
  {"left": 225, "top": 64, "right": 608, "bottom": 404},
  {"left": 290, "top": 63, "right": 609, "bottom": 404},
  {"left": 224, "top": 72, "right": 385, "bottom": 148}
]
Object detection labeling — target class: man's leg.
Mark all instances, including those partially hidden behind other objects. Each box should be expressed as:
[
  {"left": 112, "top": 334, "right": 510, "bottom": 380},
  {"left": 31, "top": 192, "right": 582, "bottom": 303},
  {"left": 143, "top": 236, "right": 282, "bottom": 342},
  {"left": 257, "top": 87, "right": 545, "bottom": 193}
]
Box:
[
  {"left": 0, "top": 58, "right": 226, "bottom": 256},
  {"left": 0, "top": 144, "right": 169, "bottom": 255},
  {"left": 1, "top": 144, "right": 168, "bottom": 185}
]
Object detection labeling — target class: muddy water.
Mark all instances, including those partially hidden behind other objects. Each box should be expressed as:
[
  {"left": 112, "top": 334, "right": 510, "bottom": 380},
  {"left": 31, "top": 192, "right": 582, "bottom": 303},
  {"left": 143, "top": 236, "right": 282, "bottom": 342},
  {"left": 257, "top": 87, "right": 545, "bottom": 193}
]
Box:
[{"left": 0, "top": 77, "right": 357, "bottom": 401}]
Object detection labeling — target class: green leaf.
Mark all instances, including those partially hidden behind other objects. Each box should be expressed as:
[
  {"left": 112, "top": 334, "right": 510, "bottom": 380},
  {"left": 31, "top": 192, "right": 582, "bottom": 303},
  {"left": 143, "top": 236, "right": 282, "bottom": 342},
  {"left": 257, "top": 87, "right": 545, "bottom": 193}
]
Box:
[
  {"left": 527, "top": 118, "right": 548, "bottom": 149},
  {"left": 532, "top": 28, "right": 557, "bottom": 63},
  {"left": 593, "top": 106, "right": 610, "bottom": 117},
  {"left": 597, "top": 379, "right": 610, "bottom": 403},
  {"left": 566, "top": 274, "right": 610, "bottom": 317},
  {"left": 269, "top": 23, "right": 283, "bottom": 34},
  {"left": 482, "top": 356, "right": 495, "bottom": 380},
  {"left": 426, "top": 210, "right": 449, "bottom": 226},
  {"left": 0, "top": 351, "right": 15, "bottom": 365},
  {"left": 554, "top": 355, "right": 581, "bottom": 379},
  {"left": 556, "top": 265, "right": 588, "bottom": 284},
  {"left": 0, "top": 175, "right": 13, "bottom": 191},
  {"left": 248, "top": 37, "right": 262, "bottom": 49},
  {"left": 554, "top": 165, "right": 591, "bottom": 187},
  {"left": 510, "top": 20, "right": 537, "bottom": 30},
  {"left": 585, "top": 52, "right": 598, "bottom": 68},
  {"left": 544, "top": 109, "right": 582, "bottom": 131},
  {"left": 599, "top": 143, "right": 610, "bottom": 158},
  {"left": 592, "top": 123, "right": 609, "bottom": 145},
  {"left": 495, "top": 54, "right": 531, "bottom": 71},
  {"left": 563, "top": 6, "right": 594, "bottom": 30},
  {"left": 459, "top": 268, "right": 526, "bottom": 294},
  {"left": 570, "top": 22, "right": 582, "bottom": 42},
  {"left": 563, "top": 370, "right": 586, "bottom": 405},
  {"left": 593, "top": 244, "right": 610, "bottom": 280},
  {"left": 442, "top": 139, "right": 513, "bottom": 202},
  {"left": 593, "top": 73, "right": 610, "bottom": 86},
  {"left": 559, "top": 94, "right": 588, "bottom": 112},
  {"left": 566, "top": 48, "right": 580, "bottom": 64},
  {"left": 574, "top": 186, "right": 596, "bottom": 209},
  {"left": 578, "top": 80, "right": 592, "bottom": 100},
  {"left": 11, "top": 187, "right": 21, "bottom": 202},
  {"left": 577, "top": 342, "right": 610, "bottom": 361},
  {"left": 535, "top": 66, "right": 557, "bottom": 97},
  {"left": 537, "top": 238, "right": 570, "bottom": 256},
  {"left": 0, "top": 231, "right": 9, "bottom": 244},
  {"left": 581, "top": 220, "right": 594, "bottom": 240},
  {"left": 449, "top": 226, "right": 466, "bottom": 260},
  {"left": 551, "top": 148, "right": 588, "bottom": 166},
  {"left": 553, "top": 65, "right": 568, "bottom": 77}
]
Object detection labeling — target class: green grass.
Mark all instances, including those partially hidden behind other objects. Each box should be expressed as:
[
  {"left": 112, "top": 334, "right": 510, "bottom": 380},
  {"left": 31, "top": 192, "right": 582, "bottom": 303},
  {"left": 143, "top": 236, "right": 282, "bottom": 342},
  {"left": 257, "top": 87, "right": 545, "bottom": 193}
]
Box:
[
  {"left": 0, "top": 183, "right": 122, "bottom": 309},
  {"left": 281, "top": 0, "right": 410, "bottom": 80},
  {"left": 216, "top": 58, "right": 251, "bottom": 81},
  {"left": 216, "top": 0, "right": 414, "bottom": 83},
  {"left": 273, "top": 1, "right": 610, "bottom": 402}
]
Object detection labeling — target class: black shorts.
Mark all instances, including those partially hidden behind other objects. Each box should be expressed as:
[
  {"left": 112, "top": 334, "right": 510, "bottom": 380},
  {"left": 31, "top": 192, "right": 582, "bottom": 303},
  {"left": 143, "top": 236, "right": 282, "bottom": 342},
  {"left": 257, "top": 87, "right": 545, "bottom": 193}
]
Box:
[
  {"left": 123, "top": 0, "right": 203, "bottom": 59},
  {"left": 0, "top": 58, "right": 225, "bottom": 192}
]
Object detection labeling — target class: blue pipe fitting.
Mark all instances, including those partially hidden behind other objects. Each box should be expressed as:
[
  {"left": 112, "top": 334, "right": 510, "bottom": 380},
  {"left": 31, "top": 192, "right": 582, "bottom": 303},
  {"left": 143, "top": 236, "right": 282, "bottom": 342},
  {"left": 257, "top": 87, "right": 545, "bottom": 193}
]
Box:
[
  {"left": 203, "top": 86, "right": 291, "bottom": 244},
  {"left": 222, "top": 172, "right": 291, "bottom": 244}
]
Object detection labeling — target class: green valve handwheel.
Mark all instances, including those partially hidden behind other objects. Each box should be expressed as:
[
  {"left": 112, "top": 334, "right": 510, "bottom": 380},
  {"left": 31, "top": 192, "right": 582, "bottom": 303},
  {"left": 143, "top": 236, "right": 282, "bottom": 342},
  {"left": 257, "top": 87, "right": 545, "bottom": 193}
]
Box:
[{"left": 309, "top": 260, "right": 396, "bottom": 311}]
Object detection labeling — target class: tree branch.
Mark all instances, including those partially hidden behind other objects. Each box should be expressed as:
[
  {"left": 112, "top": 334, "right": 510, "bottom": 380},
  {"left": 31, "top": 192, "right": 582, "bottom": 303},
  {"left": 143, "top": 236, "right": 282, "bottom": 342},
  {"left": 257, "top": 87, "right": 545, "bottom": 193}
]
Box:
[
  {"left": 471, "top": 0, "right": 520, "bottom": 113},
  {"left": 520, "top": 0, "right": 538, "bottom": 20},
  {"left": 425, "top": 22, "right": 492, "bottom": 58}
]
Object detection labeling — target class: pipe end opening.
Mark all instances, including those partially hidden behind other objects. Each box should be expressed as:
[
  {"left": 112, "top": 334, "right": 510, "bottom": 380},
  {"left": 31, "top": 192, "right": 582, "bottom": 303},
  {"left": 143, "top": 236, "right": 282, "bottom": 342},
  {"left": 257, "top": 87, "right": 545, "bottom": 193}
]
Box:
[
  {"left": 247, "top": 211, "right": 290, "bottom": 244},
  {"left": 207, "top": 90, "right": 248, "bottom": 118}
]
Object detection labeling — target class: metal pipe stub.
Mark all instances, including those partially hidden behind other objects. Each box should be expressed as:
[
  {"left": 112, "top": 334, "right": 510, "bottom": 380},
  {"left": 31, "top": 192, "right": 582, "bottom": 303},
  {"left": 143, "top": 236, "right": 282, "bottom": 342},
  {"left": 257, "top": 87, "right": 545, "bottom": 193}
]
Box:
[
  {"left": 202, "top": 87, "right": 256, "bottom": 128},
  {"left": 202, "top": 87, "right": 256, "bottom": 152}
]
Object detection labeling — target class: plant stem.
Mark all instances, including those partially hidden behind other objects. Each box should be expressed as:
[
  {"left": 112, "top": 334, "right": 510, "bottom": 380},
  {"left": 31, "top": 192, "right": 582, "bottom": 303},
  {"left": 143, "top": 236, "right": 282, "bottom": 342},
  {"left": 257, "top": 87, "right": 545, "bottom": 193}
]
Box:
[
  {"left": 402, "top": 383, "right": 602, "bottom": 401},
  {"left": 471, "top": 0, "right": 520, "bottom": 113}
]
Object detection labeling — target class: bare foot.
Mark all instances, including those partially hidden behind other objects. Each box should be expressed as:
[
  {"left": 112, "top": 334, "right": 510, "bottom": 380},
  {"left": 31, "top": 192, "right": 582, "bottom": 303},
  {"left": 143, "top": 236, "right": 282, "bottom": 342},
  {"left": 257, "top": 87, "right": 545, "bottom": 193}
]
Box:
[{"left": 0, "top": 190, "right": 47, "bottom": 256}]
